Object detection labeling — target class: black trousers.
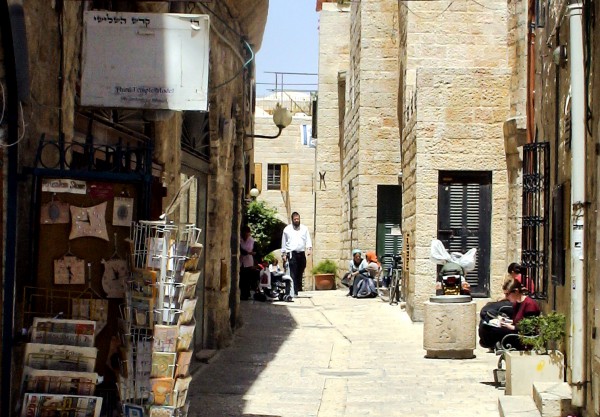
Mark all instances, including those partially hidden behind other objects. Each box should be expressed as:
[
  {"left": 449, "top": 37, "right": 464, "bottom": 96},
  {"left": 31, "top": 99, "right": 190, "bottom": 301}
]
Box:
[
  {"left": 240, "top": 266, "right": 259, "bottom": 299},
  {"left": 288, "top": 251, "right": 307, "bottom": 293}
]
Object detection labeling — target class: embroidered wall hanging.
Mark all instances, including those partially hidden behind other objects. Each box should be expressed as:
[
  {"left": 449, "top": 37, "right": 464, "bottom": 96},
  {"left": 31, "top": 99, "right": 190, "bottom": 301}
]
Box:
[
  {"left": 113, "top": 197, "right": 134, "bottom": 227},
  {"left": 101, "top": 258, "right": 129, "bottom": 298},
  {"left": 40, "top": 201, "right": 70, "bottom": 224},
  {"left": 54, "top": 255, "right": 86, "bottom": 284},
  {"left": 69, "top": 202, "right": 109, "bottom": 241}
]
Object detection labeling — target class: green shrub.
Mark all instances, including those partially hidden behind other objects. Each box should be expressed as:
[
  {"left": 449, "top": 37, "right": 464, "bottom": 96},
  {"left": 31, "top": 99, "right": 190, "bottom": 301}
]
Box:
[
  {"left": 312, "top": 259, "right": 337, "bottom": 275},
  {"left": 518, "top": 312, "right": 566, "bottom": 353},
  {"left": 245, "top": 200, "right": 286, "bottom": 257}
]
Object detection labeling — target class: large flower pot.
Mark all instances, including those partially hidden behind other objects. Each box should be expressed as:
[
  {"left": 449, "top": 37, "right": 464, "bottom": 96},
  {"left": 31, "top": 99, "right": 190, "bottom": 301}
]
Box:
[
  {"left": 505, "top": 350, "right": 564, "bottom": 395},
  {"left": 314, "top": 273, "right": 335, "bottom": 290}
]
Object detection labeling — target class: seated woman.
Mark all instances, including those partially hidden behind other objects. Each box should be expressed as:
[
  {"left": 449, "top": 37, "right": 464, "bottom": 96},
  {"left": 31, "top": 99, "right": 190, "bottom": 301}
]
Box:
[
  {"left": 480, "top": 278, "right": 541, "bottom": 350},
  {"left": 508, "top": 262, "right": 535, "bottom": 294},
  {"left": 352, "top": 251, "right": 381, "bottom": 298},
  {"left": 343, "top": 249, "right": 367, "bottom": 296}
]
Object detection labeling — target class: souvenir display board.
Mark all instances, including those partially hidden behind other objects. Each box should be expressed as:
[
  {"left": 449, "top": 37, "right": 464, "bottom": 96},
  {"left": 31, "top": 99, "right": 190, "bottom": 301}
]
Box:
[
  {"left": 33, "top": 180, "right": 140, "bottom": 380},
  {"left": 118, "top": 221, "right": 202, "bottom": 417}
]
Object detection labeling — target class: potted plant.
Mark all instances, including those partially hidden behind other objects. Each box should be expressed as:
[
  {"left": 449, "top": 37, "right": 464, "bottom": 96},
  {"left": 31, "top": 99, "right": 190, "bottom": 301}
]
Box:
[
  {"left": 504, "top": 312, "right": 567, "bottom": 395},
  {"left": 311, "top": 259, "right": 337, "bottom": 290}
]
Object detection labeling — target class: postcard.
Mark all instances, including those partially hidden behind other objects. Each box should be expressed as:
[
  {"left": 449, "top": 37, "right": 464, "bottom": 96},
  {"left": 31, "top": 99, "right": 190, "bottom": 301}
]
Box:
[
  {"left": 21, "top": 393, "right": 102, "bottom": 417},
  {"left": 184, "top": 244, "right": 203, "bottom": 271},
  {"left": 151, "top": 352, "right": 176, "bottom": 378},
  {"left": 181, "top": 271, "right": 201, "bottom": 286},
  {"left": 147, "top": 237, "right": 165, "bottom": 269},
  {"left": 122, "top": 403, "right": 145, "bottom": 417},
  {"left": 153, "top": 325, "right": 178, "bottom": 353},
  {"left": 174, "top": 376, "right": 192, "bottom": 408},
  {"left": 31, "top": 318, "right": 96, "bottom": 347},
  {"left": 149, "top": 405, "right": 175, "bottom": 417},
  {"left": 177, "top": 323, "right": 195, "bottom": 352},
  {"left": 181, "top": 283, "right": 197, "bottom": 301},
  {"left": 130, "top": 295, "right": 154, "bottom": 328},
  {"left": 175, "top": 351, "right": 193, "bottom": 377},
  {"left": 24, "top": 343, "right": 97, "bottom": 372},
  {"left": 177, "top": 299, "right": 197, "bottom": 325},
  {"left": 150, "top": 377, "right": 175, "bottom": 406},
  {"left": 130, "top": 268, "right": 157, "bottom": 298},
  {"left": 22, "top": 367, "right": 98, "bottom": 396}
]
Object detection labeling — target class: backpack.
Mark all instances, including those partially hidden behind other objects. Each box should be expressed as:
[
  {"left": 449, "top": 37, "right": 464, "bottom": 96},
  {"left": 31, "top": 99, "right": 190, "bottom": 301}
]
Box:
[
  {"left": 355, "top": 274, "right": 377, "bottom": 298},
  {"left": 479, "top": 300, "right": 513, "bottom": 322}
]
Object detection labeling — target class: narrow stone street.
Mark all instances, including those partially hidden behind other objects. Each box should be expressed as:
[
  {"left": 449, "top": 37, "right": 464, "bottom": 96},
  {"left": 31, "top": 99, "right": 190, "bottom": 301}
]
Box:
[{"left": 188, "top": 289, "right": 503, "bottom": 417}]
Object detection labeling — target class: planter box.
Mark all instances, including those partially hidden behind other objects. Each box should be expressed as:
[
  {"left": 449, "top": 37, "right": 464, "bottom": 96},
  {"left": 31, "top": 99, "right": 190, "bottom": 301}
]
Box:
[
  {"left": 314, "top": 273, "right": 335, "bottom": 290},
  {"left": 505, "top": 350, "right": 564, "bottom": 396}
]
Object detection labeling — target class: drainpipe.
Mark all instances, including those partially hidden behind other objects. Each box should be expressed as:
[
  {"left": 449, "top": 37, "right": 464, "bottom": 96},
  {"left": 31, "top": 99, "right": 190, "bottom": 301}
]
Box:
[{"left": 567, "top": 1, "right": 585, "bottom": 407}]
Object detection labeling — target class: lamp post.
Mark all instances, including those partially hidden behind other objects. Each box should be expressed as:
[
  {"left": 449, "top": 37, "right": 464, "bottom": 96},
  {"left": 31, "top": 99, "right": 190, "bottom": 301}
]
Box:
[{"left": 245, "top": 103, "right": 292, "bottom": 139}]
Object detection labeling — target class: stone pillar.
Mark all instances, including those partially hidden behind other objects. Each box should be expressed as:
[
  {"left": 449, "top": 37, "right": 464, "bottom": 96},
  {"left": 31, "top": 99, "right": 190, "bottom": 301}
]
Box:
[{"left": 423, "top": 300, "right": 477, "bottom": 359}]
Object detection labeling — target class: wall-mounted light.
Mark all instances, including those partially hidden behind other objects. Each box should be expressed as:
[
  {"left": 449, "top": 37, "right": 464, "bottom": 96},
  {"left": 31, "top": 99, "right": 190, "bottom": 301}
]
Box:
[
  {"left": 245, "top": 103, "right": 292, "bottom": 139},
  {"left": 249, "top": 187, "right": 260, "bottom": 198}
]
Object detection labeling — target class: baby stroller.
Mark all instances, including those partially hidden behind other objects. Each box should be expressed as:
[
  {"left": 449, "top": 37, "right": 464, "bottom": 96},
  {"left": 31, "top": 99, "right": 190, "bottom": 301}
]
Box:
[{"left": 258, "top": 261, "right": 294, "bottom": 302}]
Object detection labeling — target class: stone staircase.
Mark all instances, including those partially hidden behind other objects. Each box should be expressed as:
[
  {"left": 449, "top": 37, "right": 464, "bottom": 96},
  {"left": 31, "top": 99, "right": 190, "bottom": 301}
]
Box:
[{"left": 498, "top": 382, "right": 575, "bottom": 417}]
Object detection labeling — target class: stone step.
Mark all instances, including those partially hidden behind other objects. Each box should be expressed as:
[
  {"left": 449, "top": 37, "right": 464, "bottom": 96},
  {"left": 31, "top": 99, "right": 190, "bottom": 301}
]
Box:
[
  {"left": 499, "top": 395, "right": 541, "bottom": 417},
  {"left": 533, "top": 382, "right": 574, "bottom": 417}
]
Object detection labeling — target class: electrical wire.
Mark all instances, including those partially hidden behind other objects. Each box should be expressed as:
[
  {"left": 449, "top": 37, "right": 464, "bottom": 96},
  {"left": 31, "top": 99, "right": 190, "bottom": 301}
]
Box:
[
  {"left": 0, "top": 100, "right": 26, "bottom": 148},
  {"left": 212, "top": 39, "right": 255, "bottom": 91}
]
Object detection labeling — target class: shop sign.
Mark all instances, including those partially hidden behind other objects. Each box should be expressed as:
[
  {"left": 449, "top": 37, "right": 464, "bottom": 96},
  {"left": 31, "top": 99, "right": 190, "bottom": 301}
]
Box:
[
  {"left": 81, "top": 12, "right": 210, "bottom": 111},
  {"left": 42, "top": 179, "right": 87, "bottom": 194}
]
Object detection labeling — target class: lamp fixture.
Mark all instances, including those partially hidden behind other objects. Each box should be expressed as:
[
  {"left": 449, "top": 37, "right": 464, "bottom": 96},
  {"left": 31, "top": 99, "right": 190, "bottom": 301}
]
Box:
[
  {"left": 249, "top": 187, "right": 260, "bottom": 198},
  {"left": 245, "top": 103, "right": 292, "bottom": 139}
]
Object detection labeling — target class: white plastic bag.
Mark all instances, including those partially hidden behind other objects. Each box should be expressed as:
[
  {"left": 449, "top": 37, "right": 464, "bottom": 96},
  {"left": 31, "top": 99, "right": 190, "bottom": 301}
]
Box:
[
  {"left": 430, "top": 239, "right": 452, "bottom": 264},
  {"left": 452, "top": 248, "right": 477, "bottom": 272},
  {"left": 430, "top": 239, "right": 477, "bottom": 272}
]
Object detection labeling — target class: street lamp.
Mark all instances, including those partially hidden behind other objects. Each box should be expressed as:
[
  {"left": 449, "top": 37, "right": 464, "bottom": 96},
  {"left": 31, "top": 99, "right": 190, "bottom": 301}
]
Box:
[
  {"left": 245, "top": 103, "right": 292, "bottom": 139},
  {"left": 249, "top": 187, "right": 260, "bottom": 198}
]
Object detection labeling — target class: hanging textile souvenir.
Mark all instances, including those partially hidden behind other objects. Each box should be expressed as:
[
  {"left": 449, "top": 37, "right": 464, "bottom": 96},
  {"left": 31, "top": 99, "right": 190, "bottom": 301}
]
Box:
[
  {"left": 40, "top": 201, "right": 70, "bottom": 224},
  {"left": 54, "top": 255, "right": 86, "bottom": 284},
  {"left": 101, "top": 258, "right": 129, "bottom": 298},
  {"left": 112, "top": 197, "right": 134, "bottom": 227},
  {"left": 69, "top": 202, "right": 109, "bottom": 241}
]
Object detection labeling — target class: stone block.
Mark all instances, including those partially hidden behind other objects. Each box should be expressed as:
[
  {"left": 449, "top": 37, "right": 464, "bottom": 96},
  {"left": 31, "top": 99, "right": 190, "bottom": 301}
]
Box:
[
  {"left": 533, "top": 382, "right": 574, "bottom": 417},
  {"left": 423, "top": 300, "right": 476, "bottom": 358},
  {"left": 505, "top": 351, "right": 565, "bottom": 396}
]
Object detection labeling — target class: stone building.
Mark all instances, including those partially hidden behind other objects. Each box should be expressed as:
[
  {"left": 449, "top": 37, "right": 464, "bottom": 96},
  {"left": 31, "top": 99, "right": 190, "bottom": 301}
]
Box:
[
  {"left": 314, "top": 1, "right": 402, "bottom": 275},
  {"left": 397, "top": 0, "right": 513, "bottom": 320},
  {"left": 252, "top": 105, "right": 316, "bottom": 285},
  {"left": 0, "top": 1, "right": 267, "bottom": 411},
  {"left": 524, "top": 1, "right": 600, "bottom": 414}
]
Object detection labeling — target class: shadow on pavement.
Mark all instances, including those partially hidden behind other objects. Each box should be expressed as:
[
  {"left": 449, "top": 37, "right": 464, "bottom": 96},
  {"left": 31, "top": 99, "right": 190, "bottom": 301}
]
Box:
[{"left": 188, "top": 299, "right": 297, "bottom": 416}]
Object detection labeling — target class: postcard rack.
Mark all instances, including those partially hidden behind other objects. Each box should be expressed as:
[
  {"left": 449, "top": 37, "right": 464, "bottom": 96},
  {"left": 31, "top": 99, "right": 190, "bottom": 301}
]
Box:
[{"left": 118, "top": 220, "right": 202, "bottom": 417}]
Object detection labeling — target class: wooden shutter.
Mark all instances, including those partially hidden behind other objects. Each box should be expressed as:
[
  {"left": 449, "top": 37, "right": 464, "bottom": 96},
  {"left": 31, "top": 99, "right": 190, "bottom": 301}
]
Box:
[
  {"left": 280, "top": 164, "right": 289, "bottom": 192},
  {"left": 254, "top": 163, "right": 262, "bottom": 192}
]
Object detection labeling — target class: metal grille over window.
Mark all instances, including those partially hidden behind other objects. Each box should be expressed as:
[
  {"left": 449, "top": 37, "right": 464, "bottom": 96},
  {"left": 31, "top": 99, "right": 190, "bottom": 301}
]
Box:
[{"left": 521, "top": 142, "right": 550, "bottom": 299}]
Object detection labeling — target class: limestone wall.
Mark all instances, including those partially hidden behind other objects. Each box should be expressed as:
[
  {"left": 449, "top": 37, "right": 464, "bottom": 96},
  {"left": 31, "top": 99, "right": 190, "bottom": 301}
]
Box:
[
  {"left": 399, "top": 0, "right": 511, "bottom": 320},
  {"left": 353, "top": 1, "right": 400, "bottom": 253},
  {"left": 315, "top": 3, "right": 351, "bottom": 270}
]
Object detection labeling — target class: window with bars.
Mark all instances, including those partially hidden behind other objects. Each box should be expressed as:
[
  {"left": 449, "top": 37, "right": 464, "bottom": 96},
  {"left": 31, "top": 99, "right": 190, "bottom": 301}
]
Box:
[
  {"left": 267, "top": 164, "right": 288, "bottom": 191},
  {"left": 521, "top": 142, "right": 550, "bottom": 299}
]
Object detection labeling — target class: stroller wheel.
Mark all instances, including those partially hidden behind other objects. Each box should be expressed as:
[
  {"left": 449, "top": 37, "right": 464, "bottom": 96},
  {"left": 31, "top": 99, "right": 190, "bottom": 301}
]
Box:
[
  {"left": 278, "top": 294, "right": 285, "bottom": 301},
  {"left": 284, "top": 295, "right": 294, "bottom": 302}
]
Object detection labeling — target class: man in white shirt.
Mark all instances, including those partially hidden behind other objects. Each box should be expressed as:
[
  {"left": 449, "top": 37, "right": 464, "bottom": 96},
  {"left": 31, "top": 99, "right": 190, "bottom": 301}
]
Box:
[{"left": 281, "top": 212, "right": 312, "bottom": 295}]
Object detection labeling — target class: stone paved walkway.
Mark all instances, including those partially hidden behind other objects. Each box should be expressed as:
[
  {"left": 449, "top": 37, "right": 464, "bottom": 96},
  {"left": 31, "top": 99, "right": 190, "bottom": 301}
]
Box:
[{"left": 187, "top": 289, "right": 503, "bottom": 417}]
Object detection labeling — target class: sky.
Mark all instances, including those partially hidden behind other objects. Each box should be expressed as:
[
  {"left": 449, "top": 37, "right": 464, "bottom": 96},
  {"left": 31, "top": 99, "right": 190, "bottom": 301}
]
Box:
[{"left": 255, "top": 0, "right": 320, "bottom": 98}]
